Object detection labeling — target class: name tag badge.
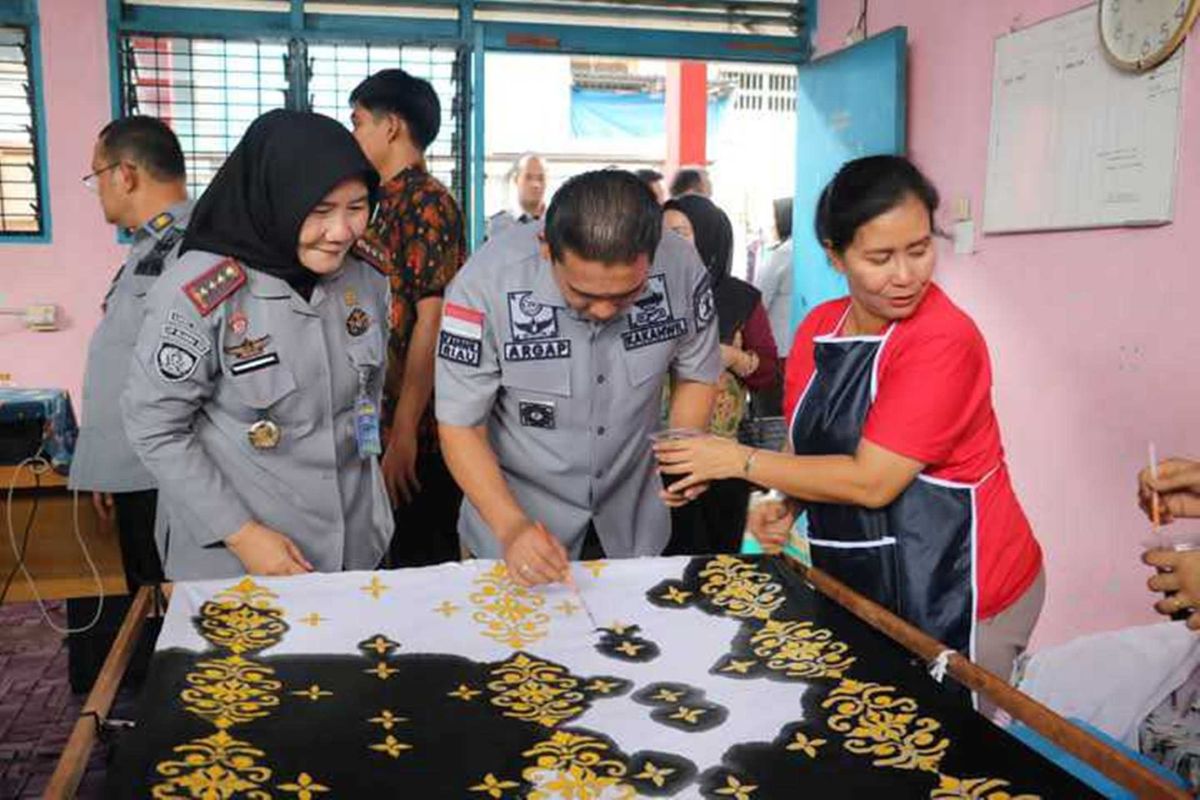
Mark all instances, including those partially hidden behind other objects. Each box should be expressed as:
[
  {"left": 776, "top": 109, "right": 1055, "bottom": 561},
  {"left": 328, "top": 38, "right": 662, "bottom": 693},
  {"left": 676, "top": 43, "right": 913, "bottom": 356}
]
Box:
[
  {"left": 355, "top": 370, "right": 382, "bottom": 458},
  {"left": 355, "top": 394, "right": 382, "bottom": 458}
]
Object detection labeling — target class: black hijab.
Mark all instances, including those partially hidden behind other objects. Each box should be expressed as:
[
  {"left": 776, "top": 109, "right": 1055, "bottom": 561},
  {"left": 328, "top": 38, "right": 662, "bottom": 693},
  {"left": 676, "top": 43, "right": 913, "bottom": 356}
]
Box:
[
  {"left": 664, "top": 194, "right": 759, "bottom": 343},
  {"left": 181, "top": 109, "right": 380, "bottom": 300}
]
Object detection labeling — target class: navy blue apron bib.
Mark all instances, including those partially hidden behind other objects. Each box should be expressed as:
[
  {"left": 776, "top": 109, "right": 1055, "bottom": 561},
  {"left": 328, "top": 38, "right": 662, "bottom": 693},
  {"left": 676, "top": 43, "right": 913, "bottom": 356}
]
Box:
[{"left": 790, "top": 319, "right": 978, "bottom": 657}]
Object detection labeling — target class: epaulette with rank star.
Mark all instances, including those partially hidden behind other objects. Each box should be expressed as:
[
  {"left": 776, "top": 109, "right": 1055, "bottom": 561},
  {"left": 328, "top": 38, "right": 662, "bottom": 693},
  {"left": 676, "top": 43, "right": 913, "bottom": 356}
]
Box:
[
  {"left": 352, "top": 239, "right": 390, "bottom": 275},
  {"left": 148, "top": 211, "right": 175, "bottom": 233},
  {"left": 183, "top": 258, "right": 246, "bottom": 317}
]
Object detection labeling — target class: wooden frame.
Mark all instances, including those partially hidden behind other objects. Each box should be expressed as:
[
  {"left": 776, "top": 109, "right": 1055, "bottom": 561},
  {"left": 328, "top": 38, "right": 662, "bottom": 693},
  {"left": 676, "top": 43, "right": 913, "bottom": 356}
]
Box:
[
  {"left": 43, "top": 585, "right": 159, "bottom": 799},
  {"left": 45, "top": 566, "right": 1191, "bottom": 799}
]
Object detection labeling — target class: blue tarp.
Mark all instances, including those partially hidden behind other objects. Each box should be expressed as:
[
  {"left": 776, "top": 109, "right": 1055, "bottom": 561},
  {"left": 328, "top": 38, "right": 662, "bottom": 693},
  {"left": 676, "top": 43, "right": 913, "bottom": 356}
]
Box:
[{"left": 570, "top": 87, "right": 728, "bottom": 139}]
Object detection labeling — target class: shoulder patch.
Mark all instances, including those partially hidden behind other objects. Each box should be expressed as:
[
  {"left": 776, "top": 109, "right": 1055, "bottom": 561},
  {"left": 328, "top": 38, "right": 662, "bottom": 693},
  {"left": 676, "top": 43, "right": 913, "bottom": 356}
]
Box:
[
  {"left": 353, "top": 240, "right": 389, "bottom": 275},
  {"left": 183, "top": 258, "right": 246, "bottom": 317}
]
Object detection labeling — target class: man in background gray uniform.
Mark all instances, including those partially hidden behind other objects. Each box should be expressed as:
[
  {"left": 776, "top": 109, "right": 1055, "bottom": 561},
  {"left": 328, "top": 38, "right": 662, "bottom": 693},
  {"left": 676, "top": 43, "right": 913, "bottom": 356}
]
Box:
[
  {"left": 66, "top": 116, "right": 189, "bottom": 690},
  {"left": 486, "top": 152, "right": 547, "bottom": 239},
  {"left": 437, "top": 170, "right": 720, "bottom": 587},
  {"left": 70, "top": 116, "right": 190, "bottom": 586}
]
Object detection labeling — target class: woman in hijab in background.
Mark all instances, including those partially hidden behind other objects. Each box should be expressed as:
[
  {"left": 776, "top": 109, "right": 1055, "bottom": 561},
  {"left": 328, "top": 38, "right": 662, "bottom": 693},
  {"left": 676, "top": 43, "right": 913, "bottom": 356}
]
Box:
[
  {"left": 123, "top": 109, "right": 394, "bottom": 580},
  {"left": 662, "top": 194, "right": 779, "bottom": 554}
]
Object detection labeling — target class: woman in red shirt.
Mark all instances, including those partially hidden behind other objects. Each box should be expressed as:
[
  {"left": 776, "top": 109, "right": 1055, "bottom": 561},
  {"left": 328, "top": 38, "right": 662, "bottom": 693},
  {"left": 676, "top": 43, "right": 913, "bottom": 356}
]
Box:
[{"left": 656, "top": 155, "right": 1044, "bottom": 692}]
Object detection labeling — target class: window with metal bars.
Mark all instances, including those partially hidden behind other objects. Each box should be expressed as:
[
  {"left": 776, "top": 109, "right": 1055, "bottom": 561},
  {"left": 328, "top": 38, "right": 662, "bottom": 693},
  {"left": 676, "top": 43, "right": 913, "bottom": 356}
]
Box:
[
  {"left": 0, "top": 25, "right": 43, "bottom": 236},
  {"left": 119, "top": 35, "right": 289, "bottom": 199},
  {"left": 720, "top": 66, "right": 796, "bottom": 114},
  {"left": 309, "top": 42, "right": 465, "bottom": 201},
  {"left": 119, "top": 34, "right": 467, "bottom": 204}
]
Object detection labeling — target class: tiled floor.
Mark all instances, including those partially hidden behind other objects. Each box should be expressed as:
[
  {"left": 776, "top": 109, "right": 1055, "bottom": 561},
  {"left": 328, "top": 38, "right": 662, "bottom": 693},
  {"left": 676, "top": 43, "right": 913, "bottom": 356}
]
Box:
[{"left": 0, "top": 601, "right": 138, "bottom": 799}]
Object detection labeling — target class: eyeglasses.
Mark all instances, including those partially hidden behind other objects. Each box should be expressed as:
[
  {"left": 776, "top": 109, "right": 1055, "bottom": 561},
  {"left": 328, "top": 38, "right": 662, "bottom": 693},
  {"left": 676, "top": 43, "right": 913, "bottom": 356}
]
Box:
[{"left": 81, "top": 163, "right": 121, "bottom": 193}]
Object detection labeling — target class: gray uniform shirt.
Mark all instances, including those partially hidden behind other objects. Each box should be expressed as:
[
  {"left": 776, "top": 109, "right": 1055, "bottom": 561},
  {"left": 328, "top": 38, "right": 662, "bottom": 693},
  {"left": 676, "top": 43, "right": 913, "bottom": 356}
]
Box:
[
  {"left": 436, "top": 225, "right": 720, "bottom": 559},
  {"left": 755, "top": 238, "right": 794, "bottom": 352},
  {"left": 485, "top": 209, "right": 538, "bottom": 240},
  {"left": 70, "top": 200, "right": 193, "bottom": 493},
  {"left": 121, "top": 250, "right": 394, "bottom": 580}
]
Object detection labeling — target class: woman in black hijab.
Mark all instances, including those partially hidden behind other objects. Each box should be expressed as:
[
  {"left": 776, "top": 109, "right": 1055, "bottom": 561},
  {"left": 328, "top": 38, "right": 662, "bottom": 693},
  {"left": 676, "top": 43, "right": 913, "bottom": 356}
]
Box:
[
  {"left": 123, "top": 110, "right": 395, "bottom": 580},
  {"left": 662, "top": 194, "right": 779, "bottom": 554}
]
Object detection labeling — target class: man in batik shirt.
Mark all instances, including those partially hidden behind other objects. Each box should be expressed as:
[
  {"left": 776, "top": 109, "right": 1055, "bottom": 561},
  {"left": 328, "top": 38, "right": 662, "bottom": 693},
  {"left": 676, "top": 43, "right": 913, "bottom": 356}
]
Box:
[{"left": 350, "top": 68, "right": 467, "bottom": 565}]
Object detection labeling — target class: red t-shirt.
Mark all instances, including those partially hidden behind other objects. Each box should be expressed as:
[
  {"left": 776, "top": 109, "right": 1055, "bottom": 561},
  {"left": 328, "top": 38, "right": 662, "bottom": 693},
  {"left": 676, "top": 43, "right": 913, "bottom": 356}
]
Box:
[{"left": 784, "top": 283, "right": 1042, "bottom": 620}]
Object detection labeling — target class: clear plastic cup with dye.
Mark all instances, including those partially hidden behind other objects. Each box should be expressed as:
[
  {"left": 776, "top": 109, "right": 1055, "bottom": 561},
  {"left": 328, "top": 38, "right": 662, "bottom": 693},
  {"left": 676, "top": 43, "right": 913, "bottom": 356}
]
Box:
[
  {"left": 1141, "top": 529, "right": 1200, "bottom": 554},
  {"left": 1141, "top": 529, "right": 1200, "bottom": 619},
  {"left": 647, "top": 427, "right": 706, "bottom": 444}
]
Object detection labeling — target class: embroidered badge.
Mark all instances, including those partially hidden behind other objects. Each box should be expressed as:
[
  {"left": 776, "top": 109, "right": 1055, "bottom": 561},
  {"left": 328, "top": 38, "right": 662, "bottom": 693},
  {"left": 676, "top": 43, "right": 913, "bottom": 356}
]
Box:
[
  {"left": 622, "top": 275, "right": 688, "bottom": 350},
  {"left": 518, "top": 400, "right": 556, "bottom": 429},
  {"left": 443, "top": 303, "right": 484, "bottom": 339},
  {"left": 504, "top": 292, "right": 571, "bottom": 362},
  {"left": 346, "top": 307, "right": 371, "bottom": 337},
  {"left": 224, "top": 334, "right": 271, "bottom": 360},
  {"left": 507, "top": 292, "right": 558, "bottom": 339},
  {"left": 438, "top": 331, "right": 481, "bottom": 366},
  {"left": 439, "top": 303, "right": 484, "bottom": 366},
  {"left": 160, "top": 310, "right": 211, "bottom": 356},
  {"left": 184, "top": 259, "right": 246, "bottom": 317},
  {"left": 229, "top": 353, "right": 280, "bottom": 376},
  {"left": 155, "top": 343, "right": 199, "bottom": 382},
  {"left": 161, "top": 322, "right": 210, "bottom": 357},
  {"left": 694, "top": 282, "right": 715, "bottom": 331},
  {"left": 228, "top": 311, "right": 248, "bottom": 337}
]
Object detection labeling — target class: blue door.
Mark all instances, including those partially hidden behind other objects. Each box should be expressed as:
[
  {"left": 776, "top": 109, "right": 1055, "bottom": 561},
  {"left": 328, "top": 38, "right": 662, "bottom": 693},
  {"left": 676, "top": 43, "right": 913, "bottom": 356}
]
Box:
[{"left": 791, "top": 27, "right": 908, "bottom": 331}]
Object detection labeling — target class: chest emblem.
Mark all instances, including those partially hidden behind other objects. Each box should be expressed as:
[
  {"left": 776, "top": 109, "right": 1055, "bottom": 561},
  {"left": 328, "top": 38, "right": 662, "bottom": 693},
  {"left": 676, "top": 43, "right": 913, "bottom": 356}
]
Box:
[
  {"left": 504, "top": 291, "right": 571, "bottom": 362},
  {"left": 224, "top": 334, "right": 271, "bottom": 360},
  {"left": 622, "top": 275, "right": 687, "bottom": 350}
]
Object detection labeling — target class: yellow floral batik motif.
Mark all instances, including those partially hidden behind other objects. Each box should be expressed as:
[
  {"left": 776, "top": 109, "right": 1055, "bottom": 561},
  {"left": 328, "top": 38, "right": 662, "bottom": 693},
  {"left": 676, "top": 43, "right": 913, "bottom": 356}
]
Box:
[
  {"left": 698, "top": 556, "right": 784, "bottom": 621},
  {"left": 522, "top": 731, "right": 635, "bottom": 800},
  {"left": 488, "top": 652, "right": 587, "bottom": 728},
  {"left": 931, "top": 774, "right": 1043, "bottom": 799},
  {"left": 198, "top": 602, "right": 288, "bottom": 655},
  {"left": 749, "top": 619, "right": 857, "bottom": 680},
  {"left": 212, "top": 577, "right": 280, "bottom": 610},
  {"left": 823, "top": 680, "right": 951, "bottom": 773},
  {"left": 153, "top": 578, "right": 293, "bottom": 797},
  {"left": 470, "top": 562, "right": 551, "bottom": 649},
  {"left": 180, "top": 655, "right": 282, "bottom": 729},
  {"left": 151, "top": 730, "right": 272, "bottom": 799}
]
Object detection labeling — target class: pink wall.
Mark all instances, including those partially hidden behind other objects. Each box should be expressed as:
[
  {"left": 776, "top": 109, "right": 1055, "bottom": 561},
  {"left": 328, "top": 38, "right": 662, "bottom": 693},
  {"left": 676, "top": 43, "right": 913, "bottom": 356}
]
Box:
[
  {"left": 817, "top": 0, "right": 1200, "bottom": 648},
  {"left": 3, "top": 0, "right": 1197, "bottom": 649},
  {"left": 1, "top": 0, "right": 124, "bottom": 400}
]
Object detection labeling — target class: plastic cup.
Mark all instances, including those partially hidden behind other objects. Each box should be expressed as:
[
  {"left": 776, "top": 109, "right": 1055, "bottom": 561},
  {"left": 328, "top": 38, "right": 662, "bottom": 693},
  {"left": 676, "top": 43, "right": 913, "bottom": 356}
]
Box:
[
  {"left": 647, "top": 427, "right": 706, "bottom": 444},
  {"left": 1141, "top": 529, "right": 1200, "bottom": 620},
  {"left": 1140, "top": 529, "right": 1200, "bottom": 553}
]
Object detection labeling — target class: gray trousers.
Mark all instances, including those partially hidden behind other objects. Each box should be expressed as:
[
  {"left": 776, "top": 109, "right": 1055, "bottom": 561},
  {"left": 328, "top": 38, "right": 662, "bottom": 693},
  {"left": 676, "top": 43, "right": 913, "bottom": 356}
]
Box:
[{"left": 976, "top": 568, "right": 1047, "bottom": 717}]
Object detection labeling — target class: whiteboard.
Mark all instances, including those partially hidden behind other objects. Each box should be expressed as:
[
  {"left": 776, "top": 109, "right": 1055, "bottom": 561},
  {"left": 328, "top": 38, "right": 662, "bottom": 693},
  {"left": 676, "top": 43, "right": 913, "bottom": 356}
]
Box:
[{"left": 983, "top": 3, "right": 1184, "bottom": 233}]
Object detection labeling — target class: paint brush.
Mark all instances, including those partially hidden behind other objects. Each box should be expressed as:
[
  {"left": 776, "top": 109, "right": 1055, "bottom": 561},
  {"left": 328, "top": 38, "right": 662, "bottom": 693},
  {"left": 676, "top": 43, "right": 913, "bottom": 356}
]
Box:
[
  {"left": 564, "top": 566, "right": 600, "bottom": 630},
  {"left": 534, "top": 521, "right": 601, "bottom": 630},
  {"left": 1149, "top": 442, "right": 1162, "bottom": 533}
]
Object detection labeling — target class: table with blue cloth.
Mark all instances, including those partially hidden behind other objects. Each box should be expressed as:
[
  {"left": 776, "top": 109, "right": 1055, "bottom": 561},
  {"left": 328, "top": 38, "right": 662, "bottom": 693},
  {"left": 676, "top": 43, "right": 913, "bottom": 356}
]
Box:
[
  {"left": 0, "top": 387, "right": 126, "bottom": 604},
  {"left": 0, "top": 387, "right": 78, "bottom": 472}
]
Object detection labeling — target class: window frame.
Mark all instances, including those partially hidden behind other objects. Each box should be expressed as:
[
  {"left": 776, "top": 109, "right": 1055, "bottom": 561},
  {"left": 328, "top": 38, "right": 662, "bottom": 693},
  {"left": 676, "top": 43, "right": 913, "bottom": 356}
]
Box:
[
  {"left": 0, "top": 0, "right": 50, "bottom": 243},
  {"left": 109, "top": 0, "right": 815, "bottom": 245}
]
